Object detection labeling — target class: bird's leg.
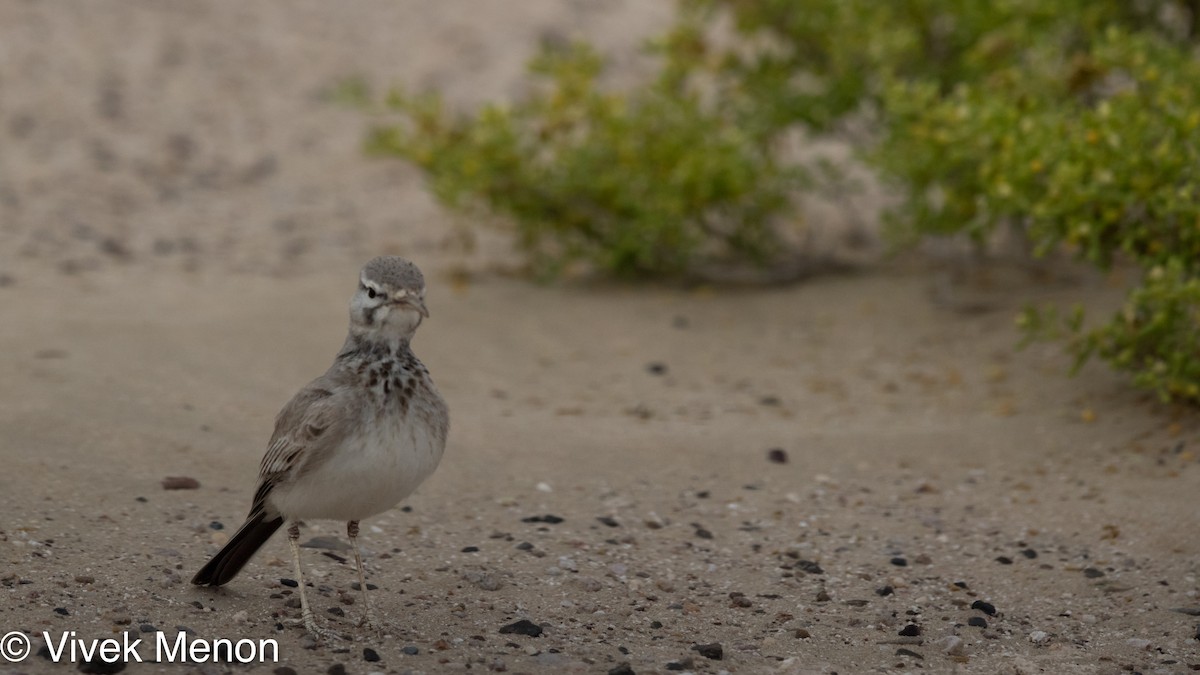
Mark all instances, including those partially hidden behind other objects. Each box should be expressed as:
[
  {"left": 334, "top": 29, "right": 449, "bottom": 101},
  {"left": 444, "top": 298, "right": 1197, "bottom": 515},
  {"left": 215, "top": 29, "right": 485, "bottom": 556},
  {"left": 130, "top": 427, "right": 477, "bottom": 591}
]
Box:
[
  {"left": 288, "top": 522, "right": 341, "bottom": 641},
  {"left": 347, "top": 520, "right": 378, "bottom": 631}
]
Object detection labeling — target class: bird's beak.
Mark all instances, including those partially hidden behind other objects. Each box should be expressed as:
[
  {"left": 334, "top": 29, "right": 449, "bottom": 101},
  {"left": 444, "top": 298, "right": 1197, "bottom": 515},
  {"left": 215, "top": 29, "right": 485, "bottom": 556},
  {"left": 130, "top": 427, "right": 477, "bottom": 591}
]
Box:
[{"left": 399, "top": 296, "right": 429, "bottom": 319}]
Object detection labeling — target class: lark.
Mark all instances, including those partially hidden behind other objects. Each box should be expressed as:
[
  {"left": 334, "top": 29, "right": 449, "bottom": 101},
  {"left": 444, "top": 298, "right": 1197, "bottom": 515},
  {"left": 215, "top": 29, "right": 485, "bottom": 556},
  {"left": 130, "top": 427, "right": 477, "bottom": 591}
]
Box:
[{"left": 192, "top": 256, "right": 449, "bottom": 639}]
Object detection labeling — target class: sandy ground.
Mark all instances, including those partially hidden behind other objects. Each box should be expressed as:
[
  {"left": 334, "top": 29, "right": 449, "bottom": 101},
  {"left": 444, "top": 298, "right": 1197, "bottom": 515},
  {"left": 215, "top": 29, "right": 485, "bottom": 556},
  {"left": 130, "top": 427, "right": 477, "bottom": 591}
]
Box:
[{"left": 2, "top": 3, "right": 1199, "bottom": 674}]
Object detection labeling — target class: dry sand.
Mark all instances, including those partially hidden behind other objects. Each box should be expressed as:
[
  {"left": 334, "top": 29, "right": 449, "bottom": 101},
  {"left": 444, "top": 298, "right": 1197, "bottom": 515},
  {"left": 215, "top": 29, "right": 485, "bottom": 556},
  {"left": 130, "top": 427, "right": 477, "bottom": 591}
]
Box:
[{"left": 1, "top": 3, "right": 1198, "bottom": 674}]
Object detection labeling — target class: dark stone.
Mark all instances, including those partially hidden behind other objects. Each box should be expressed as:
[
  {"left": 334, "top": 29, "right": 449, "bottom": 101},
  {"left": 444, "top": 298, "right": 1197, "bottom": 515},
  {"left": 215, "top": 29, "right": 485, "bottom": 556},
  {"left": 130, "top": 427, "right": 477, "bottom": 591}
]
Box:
[
  {"left": 995, "top": 556, "right": 1014, "bottom": 565},
  {"left": 597, "top": 516, "right": 620, "bottom": 528},
  {"left": 968, "top": 617, "right": 988, "bottom": 628},
  {"left": 280, "top": 578, "right": 298, "bottom": 588},
  {"left": 693, "top": 526, "right": 714, "bottom": 540},
  {"left": 401, "top": 646, "right": 420, "bottom": 655},
  {"left": 138, "top": 624, "right": 156, "bottom": 633},
  {"left": 898, "top": 624, "right": 921, "bottom": 637},
  {"left": 876, "top": 585, "right": 894, "bottom": 597},
  {"left": 607, "top": 663, "right": 636, "bottom": 675},
  {"left": 971, "top": 600, "right": 997, "bottom": 616},
  {"left": 521, "top": 515, "right": 564, "bottom": 524},
  {"left": 499, "top": 619, "right": 543, "bottom": 637},
  {"left": 692, "top": 642, "right": 723, "bottom": 660},
  {"left": 78, "top": 658, "right": 126, "bottom": 674},
  {"left": 767, "top": 448, "right": 788, "bottom": 464},
  {"left": 795, "top": 560, "right": 824, "bottom": 574},
  {"left": 1083, "top": 567, "right": 1105, "bottom": 579},
  {"left": 363, "top": 647, "right": 381, "bottom": 662},
  {"left": 646, "top": 362, "right": 668, "bottom": 375},
  {"left": 54, "top": 607, "right": 70, "bottom": 616},
  {"left": 327, "top": 607, "right": 344, "bottom": 617},
  {"left": 896, "top": 648, "right": 923, "bottom": 659},
  {"left": 461, "top": 546, "right": 480, "bottom": 553},
  {"left": 516, "top": 542, "right": 534, "bottom": 551},
  {"left": 890, "top": 557, "right": 908, "bottom": 567},
  {"left": 1020, "top": 548, "right": 1038, "bottom": 559},
  {"left": 209, "top": 521, "right": 224, "bottom": 530},
  {"left": 326, "top": 665, "right": 346, "bottom": 675}
]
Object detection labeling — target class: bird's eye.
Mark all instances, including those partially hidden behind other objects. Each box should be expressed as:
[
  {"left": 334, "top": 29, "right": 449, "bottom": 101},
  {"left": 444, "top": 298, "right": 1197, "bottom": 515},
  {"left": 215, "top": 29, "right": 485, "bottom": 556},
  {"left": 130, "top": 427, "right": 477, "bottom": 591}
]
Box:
[{"left": 367, "top": 287, "right": 377, "bottom": 299}]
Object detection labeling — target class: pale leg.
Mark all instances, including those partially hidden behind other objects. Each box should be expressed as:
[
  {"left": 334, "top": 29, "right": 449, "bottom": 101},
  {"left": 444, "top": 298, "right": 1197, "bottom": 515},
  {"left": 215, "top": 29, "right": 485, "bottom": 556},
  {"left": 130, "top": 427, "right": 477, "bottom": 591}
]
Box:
[
  {"left": 347, "top": 520, "right": 377, "bottom": 631},
  {"left": 288, "top": 523, "right": 340, "bottom": 641}
]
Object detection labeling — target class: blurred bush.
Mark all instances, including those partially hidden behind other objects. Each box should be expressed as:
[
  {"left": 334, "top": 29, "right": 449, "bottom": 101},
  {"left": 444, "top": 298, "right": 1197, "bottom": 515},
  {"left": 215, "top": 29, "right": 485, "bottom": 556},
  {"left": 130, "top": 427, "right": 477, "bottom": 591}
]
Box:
[{"left": 367, "top": 0, "right": 1200, "bottom": 402}]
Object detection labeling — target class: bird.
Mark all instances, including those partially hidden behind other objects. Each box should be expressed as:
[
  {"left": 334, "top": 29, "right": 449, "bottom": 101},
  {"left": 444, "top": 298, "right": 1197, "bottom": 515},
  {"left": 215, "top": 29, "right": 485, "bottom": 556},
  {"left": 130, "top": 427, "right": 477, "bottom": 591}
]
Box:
[{"left": 191, "top": 256, "right": 449, "bottom": 640}]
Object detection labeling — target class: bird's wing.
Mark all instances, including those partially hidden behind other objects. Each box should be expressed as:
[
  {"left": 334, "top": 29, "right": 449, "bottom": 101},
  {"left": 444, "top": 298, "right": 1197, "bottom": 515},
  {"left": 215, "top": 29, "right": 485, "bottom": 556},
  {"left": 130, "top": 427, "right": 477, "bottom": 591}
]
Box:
[{"left": 251, "top": 376, "right": 355, "bottom": 512}]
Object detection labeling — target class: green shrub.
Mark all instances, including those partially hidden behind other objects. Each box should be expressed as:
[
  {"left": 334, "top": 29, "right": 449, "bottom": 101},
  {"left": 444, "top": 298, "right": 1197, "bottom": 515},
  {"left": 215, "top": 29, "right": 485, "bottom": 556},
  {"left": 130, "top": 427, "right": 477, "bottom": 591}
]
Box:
[{"left": 368, "top": 43, "right": 803, "bottom": 279}]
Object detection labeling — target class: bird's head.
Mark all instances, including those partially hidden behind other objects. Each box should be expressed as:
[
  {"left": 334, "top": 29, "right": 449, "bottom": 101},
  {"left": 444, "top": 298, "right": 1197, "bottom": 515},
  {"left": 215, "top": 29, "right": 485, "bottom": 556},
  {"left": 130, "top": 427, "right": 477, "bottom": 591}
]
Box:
[{"left": 349, "top": 256, "right": 429, "bottom": 342}]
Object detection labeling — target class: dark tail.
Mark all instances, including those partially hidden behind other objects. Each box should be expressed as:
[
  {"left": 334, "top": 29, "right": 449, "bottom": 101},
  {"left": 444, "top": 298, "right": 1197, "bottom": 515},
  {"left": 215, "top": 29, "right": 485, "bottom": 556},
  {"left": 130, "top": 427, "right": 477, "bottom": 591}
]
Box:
[{"left": 191, "top": 511, "right": 284, "bottom": 586}]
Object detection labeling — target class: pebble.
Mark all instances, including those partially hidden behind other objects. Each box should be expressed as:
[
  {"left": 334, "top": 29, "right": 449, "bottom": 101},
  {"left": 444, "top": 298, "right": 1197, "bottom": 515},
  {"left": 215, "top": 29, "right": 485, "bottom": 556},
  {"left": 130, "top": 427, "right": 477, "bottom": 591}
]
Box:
[
  {"left": 161, "top": 476, "right": 200, "bottom": 490},
  {"left": 138, "top": 624, "right": 156, "bottom": 634},
  {"left": 327, "top": 607, "right": 345, "bottom": 617},
  {"left": 401, "top": 646, "right": 420, "bottom": 655},
  {"left": 967, "top": 617, "right": 987, "bottom": 628},
  {"left": 898, "top": 624, "right": 921, "bottom": 637},
  {"left": 558, "top": 556, "right": 578, "bottom": 571},
  {"left": 607, "top": 663, "right": 635, "bottom": 675},
  {"left": 597, "top": 516, "right": 620, "bottom": 528},
  {"left": 1083, "top": 567, "right": 1105, "bottom": 578},
  {"left": 231, "top": 610, "right": 249, "bottom": 623},
  {"left": 1126, "top": 638, "right": 1152, "bottom": 650},
  {"left": 302, "top": 536, "right": 351, "bottom": 551},
  {"left": 767, "top": 448, "right": 788, "bottom": 464},
  {"left": 363, "top": 647, "right": 381, "bottom": 662},
  {"left": 693, "top": 525, "right": 714, "bottom": 539},
  {"left": 995, "top": 556, "right": 1013, "bottom": 565},
  {"left": 895, "top": 648, "right": 923, "bottom": 660},
  {"left": 875, "top": 585, "right": 894, "bottom": 597},
  {"left": 499, "top": 619, "right": 543, "bottom": 637},
  {"left": 280, "top": 578, "right": 299, "bottom": 587},
  {"left": 75, "top": 575, "right": 96, "bottom": 584},
  {"left": 78, "top": 658, "right": 126, "bottom": 674},
  {"left": 795, "top": 560, "right": 824, "bottom": 574},
  {"left": 970, "top": 600, "right": 997, "bottom": 616},
  {"left": 1028, "top": 630, "right": 1050, "bottom": 645},
  {"left": 54, "top": 607, "right": 69, "bottom": 616},
  {"left": 646, "top": 362, "right": 667, "bottom": 375},
  {"left": 937, "top": 635, "right": 965, "bottom": 656},
  {"left": 692, "top": 642, "right": 723, "bottom": 660},
  {"left": 461, "top": 546, "right": 480, "bottom": 553},
  {"left": 209, "top": 521, "right": 224, "bottom": 530},
  {"left": 666, "top": 657, "right": 694, "bottom": 670},
  {"left": 522, "top": 514, "right": 564, "bottom": 524},
  {"left": 795, "top": 628, "right": 811, "bottom": 639},
  {"left": 1020, "top": 548, "right": 1038, "bottom": 559},
  {"left": 327, "top": 665, "right": 346, "bottom": 675},
  {"left": 890, "top": 557, "right": 908, "bottom": 567}
]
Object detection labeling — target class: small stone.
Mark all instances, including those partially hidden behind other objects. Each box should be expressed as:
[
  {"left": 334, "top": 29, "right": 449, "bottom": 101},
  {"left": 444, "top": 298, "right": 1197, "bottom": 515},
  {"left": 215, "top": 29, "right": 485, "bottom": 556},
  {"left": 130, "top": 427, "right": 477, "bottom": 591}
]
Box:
[
  {"left": 597, "top": 516, "right": 620, "bottom": 528},
  {"left": 516, "top": 542, "right": 534, "bottom": 551},
  {"left": 646, "top": 362, "right": 668, "bottom": 375},
  {"left": 967, "top": 617, "right": 987, "bottom": 628},
  {"left": 890, "top": 557, "right": 908, "bottom": 567},
  {"left": 875, "top": 585, "right": 894, "bottom": 597},
  {"left": 795, "top": 628, "right": 811, "bottom": 639},
  {"left": 995, "top": 556, "right": 1013, "bottom": 565},
  {"left": 209, "top": 521, "right": 224, "bottom": 530},
  {"left": 1083, "top": 567, "right": 1105, "bottom": 578},
  {"left": 139, "top": 624, "right": 156, "bottom": 634},
  {"left": 816, "top": 590, "right": 831, "bottom": 602},
  {"left": 558, "top": 556, "right": 578, "bottom": 572},
  {"left": 898, "top": 624, "right": 921, "bottom": 637},
  {"left": 231, "top": 610, "right": 249, "bottom": 623},
  {"left": 54, "top": 607, "right": 69, "bottom": 616},
  {"left": 970, "top": 600, "right": 997, "bottom": 616},
  {"left": 767, "top": 448, "right": 788, "bottom": 464},
  {"left": 280, "top": 578, "right": 299, "bottom": 588},
  {"left": 937, "top": 635, "right": 965, "bottom": 656},
  {"left": 301, "top": 536, "right": 351, "bottom": 551},
  {"left": 1126, "top": 637, "right": 1152, "bottom": 650},
  {"left": 693, "top": 525, "right": 714, "bottom": 540},
  {"left": 161, "top": 476, "right": 200, "bottom": 490},
  {"left": 895, "top": 648, "right": 923, "bottom": 660},
  {"left": 461, "top": 546, "right": 480, "bottom": 553},
  {"left": 665, "top": 657, "right": 694, "bottom": 670},
  {"left": 499, "top": 619, "right": 543, "bottom": 637},
  {"left": 78, "top": 658, "right": 126, "bottom": 674},
  {"left": 1020, "top": 548, "right": 1038, "bottom": 559},
  {"left": 75, "top": 575, "right": 96, "bottom": 584},
  {"left": 327, "top": 665, "right": 347, "bottom": 675},
  {"left": 1028, "top": 630, "right": 1050, "bottom": 645},
  {"left": 521, "top": 514, "right": 564, "bottom": 524},
  {"left": 607, "top": 663, "right": 635, "bottom": 675},
  {"left": 795, "top": 560, "right": 824, "bottom": 574},
  {"left": 327, "top": 607, "right": 345, "bottom": 617},
  {"left": 363, "top": 647, "right": 381, "bottom": 662},
  {"left": 692, "top": 642, "right": 723, "bottom": 660},
  {"left": 401, "top": 646, "right": 420, "bottom": 655}
]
